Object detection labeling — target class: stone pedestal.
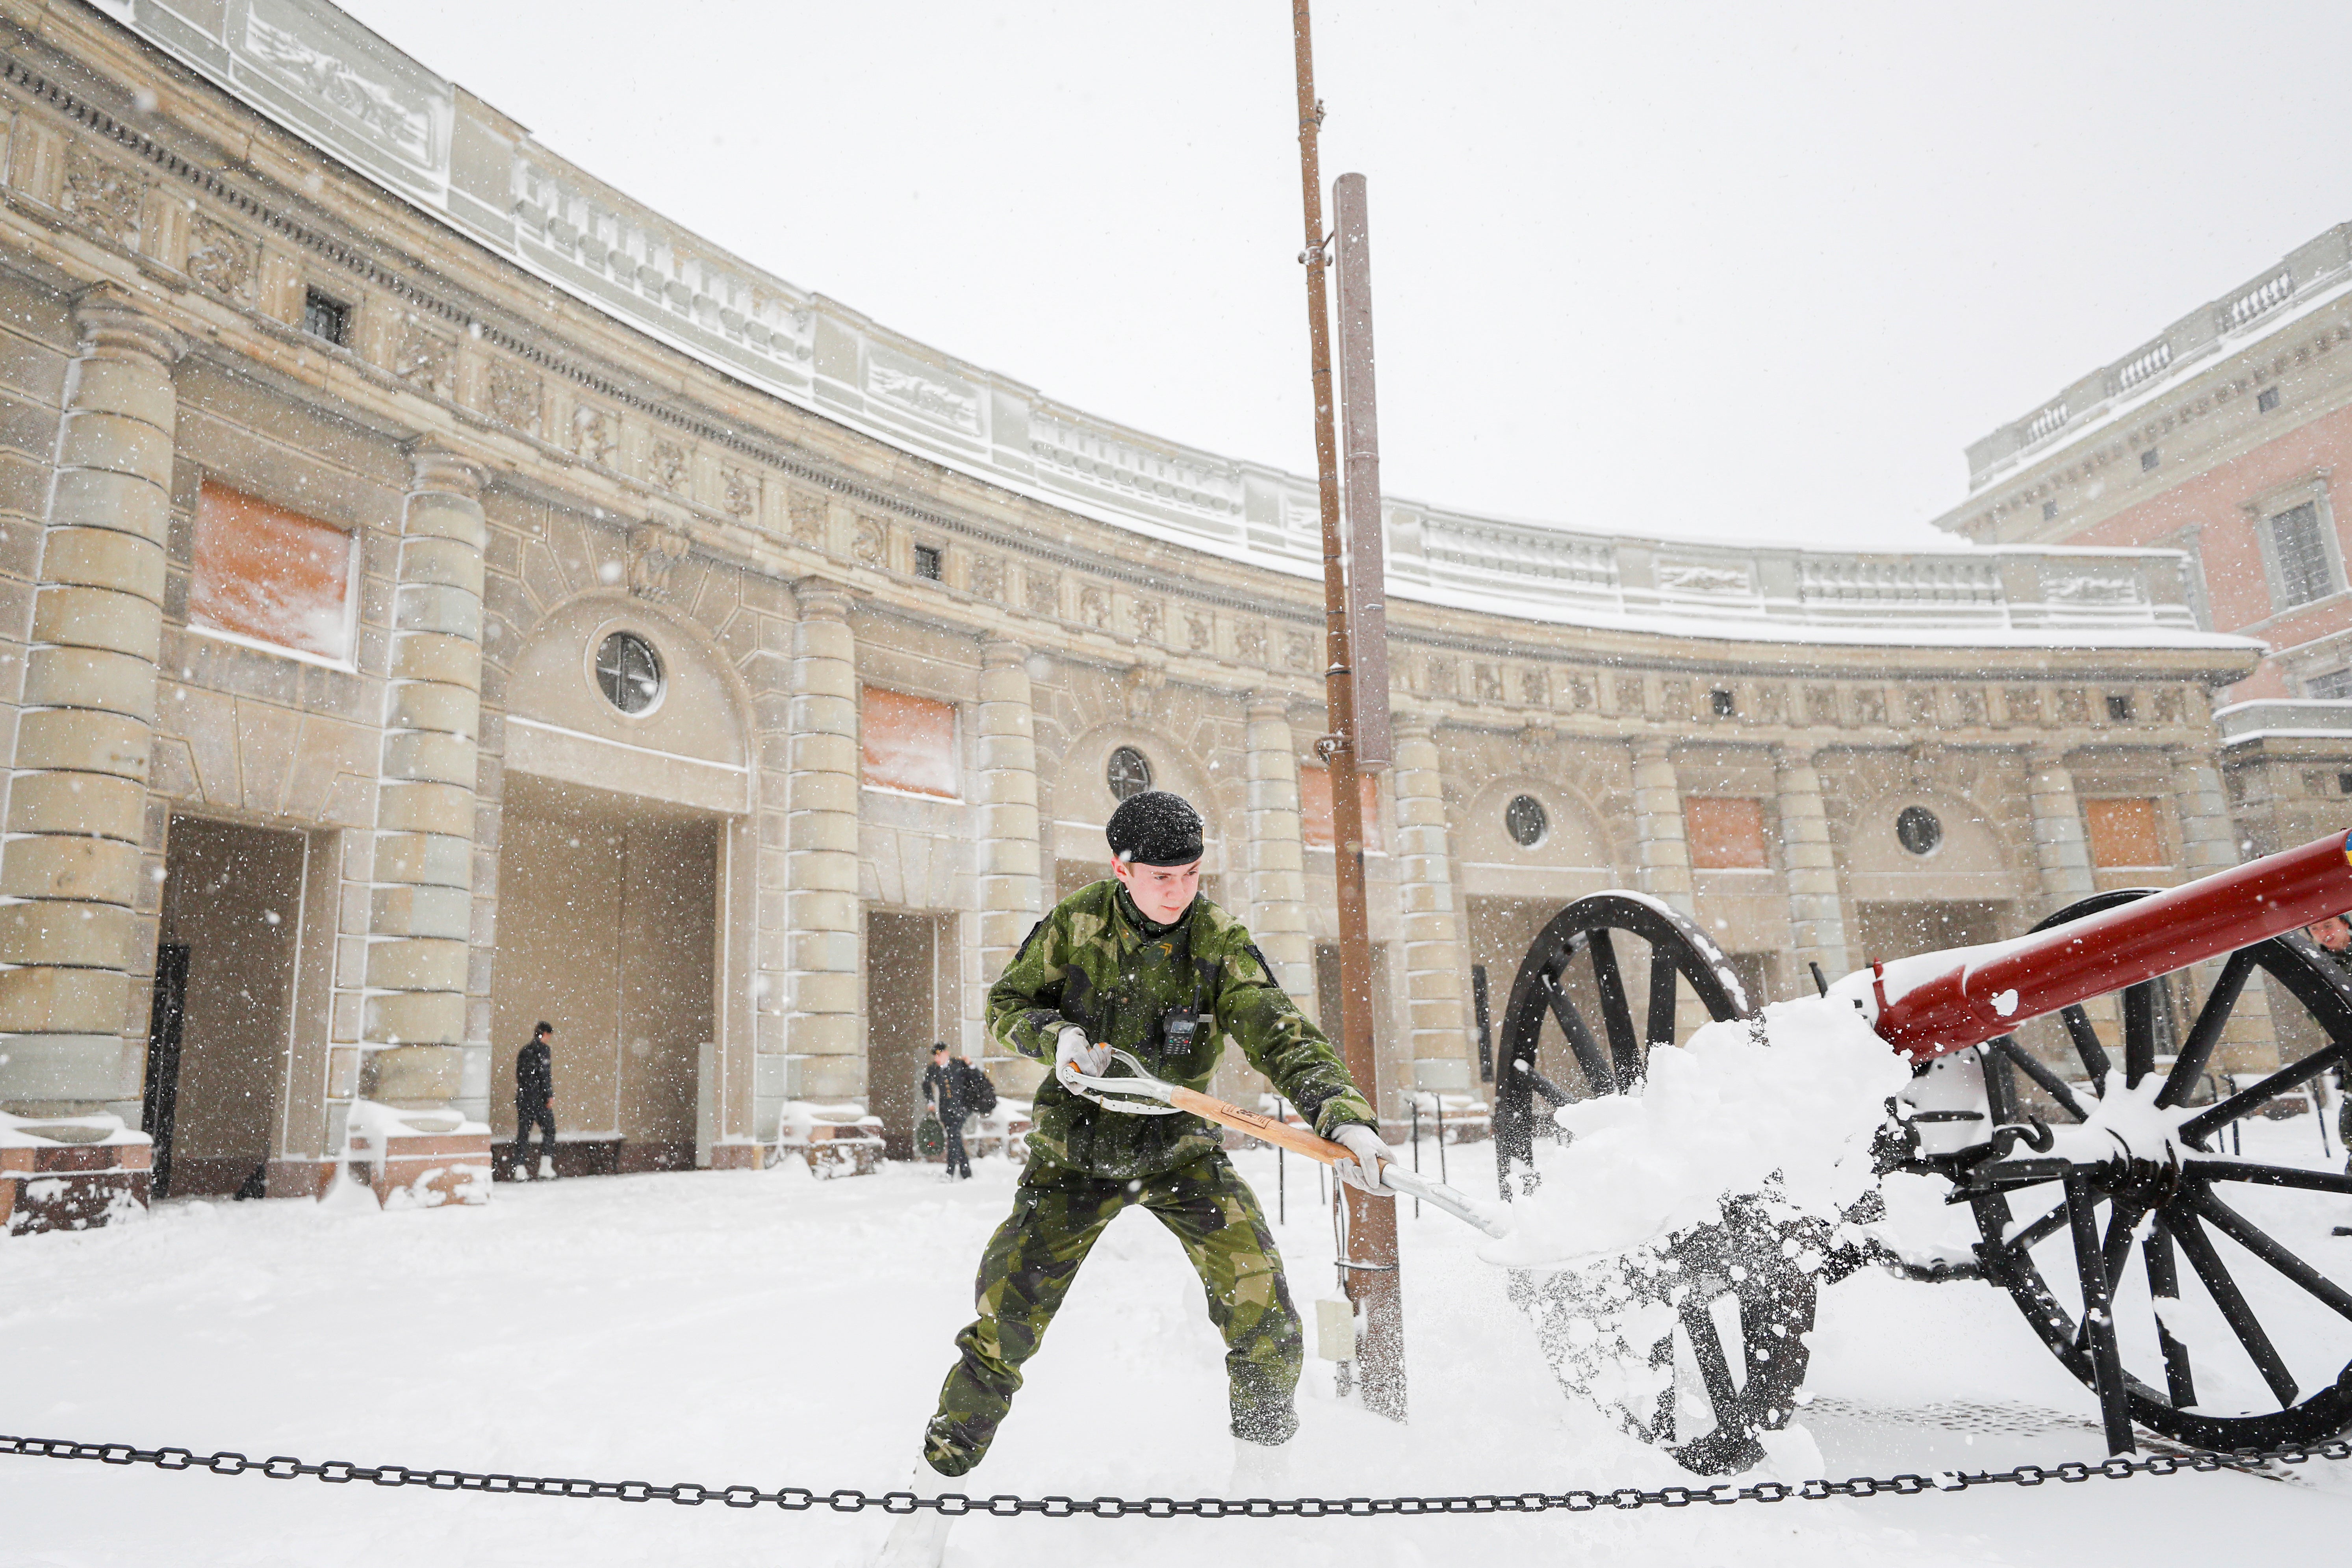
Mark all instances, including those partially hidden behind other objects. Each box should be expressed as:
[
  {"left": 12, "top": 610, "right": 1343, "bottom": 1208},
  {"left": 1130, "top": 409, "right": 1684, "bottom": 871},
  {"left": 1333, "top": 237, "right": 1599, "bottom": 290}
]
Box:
[
  {"left": 785, "top": 582, "right": 862, "bottom": 1102},
  {"left": 974, "top": 639, "right": 1042, "bottom": 1093},
  {"left": 0, "top": 287, "right": 182, "bottom": 1137},
  {"left": 1391, "top": 721, "right": 1471, "bottom": 1095},
  {"left": 1775, "top": 744, "right": 1851, "bottom": 989}
]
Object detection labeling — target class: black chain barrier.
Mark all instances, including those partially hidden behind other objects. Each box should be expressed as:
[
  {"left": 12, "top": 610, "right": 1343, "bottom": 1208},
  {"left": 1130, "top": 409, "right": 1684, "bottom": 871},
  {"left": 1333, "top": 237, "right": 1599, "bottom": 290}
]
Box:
[{"left": 3, "top": 1431, "right": 2346, "bottom": 1518}]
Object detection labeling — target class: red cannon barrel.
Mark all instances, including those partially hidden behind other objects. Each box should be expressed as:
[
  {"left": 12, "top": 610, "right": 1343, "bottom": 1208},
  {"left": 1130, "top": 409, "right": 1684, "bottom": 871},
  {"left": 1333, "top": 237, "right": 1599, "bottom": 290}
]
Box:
[{"left": 1864, "top": 827, "right": 2352, "bottom": 1060}]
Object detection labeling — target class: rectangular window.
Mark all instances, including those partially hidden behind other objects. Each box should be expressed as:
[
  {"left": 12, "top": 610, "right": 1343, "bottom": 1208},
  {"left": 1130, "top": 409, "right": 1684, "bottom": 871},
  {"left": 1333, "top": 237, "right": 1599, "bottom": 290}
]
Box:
[
  {"left": 2310, "top": 668, "right": 2352, "bottom": 701},
  {"left": 1685, "top": 797, "right": 1768, "bottom": 870},
  {"left": 189, "top": 481, "right": 354, "bottom": 661},
  {"left": 861, "top": 687, "right": 960, "bottom": 799},
  {"left": 2085, "top": 798, "right": 2165, "bottom": 868},
  {"left": 302, "top": 288, "right": 350, "bottom": 347},
  {"left": 2270, "top": 501, "right": 2334, "bottom": 608},
  {"left": 2141, "top": 447, "right": 2160, "bottom": 472},
  {"left": 912, "top": 544, "right": 942, "bottom": 581},
  {"left": 1299, "top": 766, "right": 1382, "bottom": 852},
  {"left": 2259, "top": 386, "right": 2282, "bottom": 413},
  {"left": 2105, "top": 693, "right": 2134, "bottom": 722}
]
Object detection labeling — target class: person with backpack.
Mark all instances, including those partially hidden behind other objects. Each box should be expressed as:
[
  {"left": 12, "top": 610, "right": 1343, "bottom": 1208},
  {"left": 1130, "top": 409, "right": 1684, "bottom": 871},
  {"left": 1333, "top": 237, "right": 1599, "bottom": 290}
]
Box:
[
  {"left": 921, "top": 1042, "right": 975, "bottom": 1180},
  {"left": 512, "top": 1022, "right": 558, "bottom": 1180}
]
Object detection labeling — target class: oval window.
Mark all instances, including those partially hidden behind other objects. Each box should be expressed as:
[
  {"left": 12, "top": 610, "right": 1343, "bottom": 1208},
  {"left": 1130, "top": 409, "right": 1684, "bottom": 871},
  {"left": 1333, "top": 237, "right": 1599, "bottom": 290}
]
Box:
[
  {"left": 1895, "top": 805, "right": 1944, "bottom": 857},
  {"left": 1505, "top": 793, "right": 1549, "bottom": 848},
  {"left": 1106, "top": 744, "right": 1153, "bottom": 802},
  {"left": 595, "top": 631, "right": 664, "bottom": 715}
]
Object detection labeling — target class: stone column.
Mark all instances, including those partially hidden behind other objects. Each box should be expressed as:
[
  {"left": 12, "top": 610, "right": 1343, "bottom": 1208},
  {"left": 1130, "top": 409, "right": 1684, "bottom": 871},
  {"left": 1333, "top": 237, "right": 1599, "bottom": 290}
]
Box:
[
  {"left": 1630, "top": 737, "right": 1695, "bottom": 915},
  {"left": 0, "top": 286, "right": 181, "bottom": 1119},
  {"left": 785, "top": 581, "right": 862, "bottom": 1102},
  {"left": 1391, "top": 720, "right": 1472, "bottom": 1096},
  {"left": 973, "top": 638, "right": 1042, "bottom": 1092},
  {"left": 364, "top": 445, "right": 487, "bottom": 1114},
  {"left": 2173, "top": 747, "right": 2277, "bottom": 1073},
  {"left": 1775, "top": 744, "right": 1851, "bottom": 987},
  {"left": 2025, "top": 746, "right": 2096, "bottom": 913},
  {"left": 1243, "top": 697, "right": 1314, "bottom": 1005}
]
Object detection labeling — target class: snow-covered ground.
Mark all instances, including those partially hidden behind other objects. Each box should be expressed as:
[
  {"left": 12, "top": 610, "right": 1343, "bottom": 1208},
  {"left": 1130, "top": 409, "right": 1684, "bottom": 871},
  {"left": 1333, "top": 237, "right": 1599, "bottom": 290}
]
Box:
[{"left": 4, "top": 1138, "right": 2349, "bottom": 1567}]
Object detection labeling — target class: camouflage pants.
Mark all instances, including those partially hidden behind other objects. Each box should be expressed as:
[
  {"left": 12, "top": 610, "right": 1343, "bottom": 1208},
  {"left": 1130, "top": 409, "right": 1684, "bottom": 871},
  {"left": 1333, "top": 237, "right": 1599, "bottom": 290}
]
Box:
[{"left": 922, "top": 1152, "right": 1302, "bottom": 1476}]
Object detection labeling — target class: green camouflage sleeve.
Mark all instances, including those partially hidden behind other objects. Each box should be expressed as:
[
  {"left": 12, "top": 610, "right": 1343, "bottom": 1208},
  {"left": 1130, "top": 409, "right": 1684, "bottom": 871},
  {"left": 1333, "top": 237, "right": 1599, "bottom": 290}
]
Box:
[
  {"left": 1211, "top": 922, "right": 1377, "bottom": 1138},
  {"left": 988, "top": 911, "right": 1072, "bottom": 1063}
]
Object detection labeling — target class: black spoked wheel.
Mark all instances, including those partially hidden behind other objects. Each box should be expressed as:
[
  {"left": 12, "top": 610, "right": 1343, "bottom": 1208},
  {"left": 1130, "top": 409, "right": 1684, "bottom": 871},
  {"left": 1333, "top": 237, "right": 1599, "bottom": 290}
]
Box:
[
  {"left": 1965, "top": 889, "right": 2352, "bottom": 1452},
  {"left": 1495, "top": 893, "right": 1807, "bottom": 1474}
]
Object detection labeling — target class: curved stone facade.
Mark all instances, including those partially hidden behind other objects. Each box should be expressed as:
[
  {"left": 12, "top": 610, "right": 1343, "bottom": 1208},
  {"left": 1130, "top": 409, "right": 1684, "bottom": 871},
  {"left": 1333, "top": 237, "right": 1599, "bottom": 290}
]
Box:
[{"left": 0, "top": 2, "right": 2276, "bottom": 1222}]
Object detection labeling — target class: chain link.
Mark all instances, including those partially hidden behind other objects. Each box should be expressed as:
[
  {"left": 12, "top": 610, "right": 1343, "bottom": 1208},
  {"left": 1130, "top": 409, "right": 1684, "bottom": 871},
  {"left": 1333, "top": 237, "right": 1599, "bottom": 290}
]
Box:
[{"left": 4, "top": 1431, "right": 2345, "bottom": 1518}]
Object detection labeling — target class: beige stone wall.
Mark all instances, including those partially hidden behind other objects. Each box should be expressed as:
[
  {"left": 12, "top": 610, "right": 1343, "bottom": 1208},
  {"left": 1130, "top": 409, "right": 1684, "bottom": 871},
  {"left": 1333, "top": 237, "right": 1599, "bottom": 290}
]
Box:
[{"left": 0, "top": 2, "right": 2304, "bottom": 1195}]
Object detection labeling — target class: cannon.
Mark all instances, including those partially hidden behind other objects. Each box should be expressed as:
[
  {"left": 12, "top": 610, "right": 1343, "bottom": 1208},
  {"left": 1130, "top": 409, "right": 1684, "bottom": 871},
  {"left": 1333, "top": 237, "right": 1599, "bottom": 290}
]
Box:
[{"left": 1493, "top": 828, "right": 2352, "bottom": 1471}]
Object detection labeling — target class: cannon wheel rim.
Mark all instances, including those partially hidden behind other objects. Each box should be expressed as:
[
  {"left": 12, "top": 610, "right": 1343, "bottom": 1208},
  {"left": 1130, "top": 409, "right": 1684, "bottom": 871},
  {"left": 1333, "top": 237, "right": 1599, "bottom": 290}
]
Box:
[
  {"left": 1968, "top": 888, "right": 2352, "bottom": 1451},
  {"left": 1493, "top": 892, "right": 1784, "bottom": 1473},
  {"left": 1497, "top": 892, "right": 1750, "bottom": 1106}
]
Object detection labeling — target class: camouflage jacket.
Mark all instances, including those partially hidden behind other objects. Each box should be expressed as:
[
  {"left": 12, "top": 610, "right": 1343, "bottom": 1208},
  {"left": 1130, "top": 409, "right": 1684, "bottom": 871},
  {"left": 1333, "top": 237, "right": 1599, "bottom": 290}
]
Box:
[{"left": 991, "top": 881, "right": 1376, "bottom": 1178}]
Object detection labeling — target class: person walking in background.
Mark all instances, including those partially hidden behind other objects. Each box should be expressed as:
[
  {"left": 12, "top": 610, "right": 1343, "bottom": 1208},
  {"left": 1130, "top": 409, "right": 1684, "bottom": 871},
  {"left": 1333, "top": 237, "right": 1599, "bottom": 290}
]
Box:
[
  {"left": 922, "top": 1042, "right": 972, "bottom": 1181},
  {"left": 514, "top": 1021, "right": 558, "bottom": 1181}
]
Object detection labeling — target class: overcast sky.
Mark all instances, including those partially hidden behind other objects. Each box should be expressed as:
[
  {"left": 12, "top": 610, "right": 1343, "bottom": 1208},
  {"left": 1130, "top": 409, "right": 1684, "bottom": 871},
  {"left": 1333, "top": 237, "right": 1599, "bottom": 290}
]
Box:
[{"left": 338, "top": 2, "right": 2352, "bottom": 550}]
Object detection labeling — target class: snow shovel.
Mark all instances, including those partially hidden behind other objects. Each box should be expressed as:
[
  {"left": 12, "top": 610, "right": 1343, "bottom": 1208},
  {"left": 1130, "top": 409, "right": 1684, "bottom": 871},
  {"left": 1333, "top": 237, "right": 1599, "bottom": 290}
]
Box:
[{"left": 1057, "top": 1048, "right": 1509, "bottom": 1238}]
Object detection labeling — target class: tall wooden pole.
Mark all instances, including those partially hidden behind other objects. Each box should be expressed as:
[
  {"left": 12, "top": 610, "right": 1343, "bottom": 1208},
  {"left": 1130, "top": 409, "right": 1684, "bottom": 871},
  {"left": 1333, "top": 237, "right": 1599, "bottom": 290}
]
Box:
[{"left": 1291, "top": 0, "right": 1405, "bottom": 1420}]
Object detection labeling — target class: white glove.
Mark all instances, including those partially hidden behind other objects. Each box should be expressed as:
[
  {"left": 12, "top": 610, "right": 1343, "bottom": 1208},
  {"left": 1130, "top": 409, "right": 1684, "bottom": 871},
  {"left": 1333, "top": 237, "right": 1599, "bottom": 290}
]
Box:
[
  {"left": 1055, "top": 1024, "right": 1108, "bottom": 1078},
  {"left": 1332, "top": 1123, "right": 1394, "bottom": 1195}
]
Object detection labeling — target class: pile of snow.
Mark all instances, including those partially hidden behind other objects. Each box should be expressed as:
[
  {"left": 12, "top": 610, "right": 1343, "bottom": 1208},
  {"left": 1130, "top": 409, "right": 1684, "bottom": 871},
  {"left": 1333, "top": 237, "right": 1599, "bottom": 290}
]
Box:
[{"left": 1482, "top": 995, "right": 1912, "bottom": 1272}]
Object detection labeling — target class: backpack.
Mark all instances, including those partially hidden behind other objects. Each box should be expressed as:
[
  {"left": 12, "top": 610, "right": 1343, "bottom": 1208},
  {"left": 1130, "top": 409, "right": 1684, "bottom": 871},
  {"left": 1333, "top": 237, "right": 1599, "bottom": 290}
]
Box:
[{"left": 959, "top": 1060, "right": 999, "bottom": 1116}]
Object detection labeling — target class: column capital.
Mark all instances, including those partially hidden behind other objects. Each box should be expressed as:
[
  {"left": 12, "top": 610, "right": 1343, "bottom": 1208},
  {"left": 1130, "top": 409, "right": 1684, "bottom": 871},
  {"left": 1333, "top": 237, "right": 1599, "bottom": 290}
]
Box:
[
  {"left": 402, "top": 440, "right": 485, "bottom": 502},
  {"left": 1390, "top": 714, "right": 1436, "bottom": 747},
  {"left": 981, "top": 636, "right": 1029, "bottom": 670},
  {"left": 1773, "top": 741, "right": 1820, "bottom": 772},
  {"left": 1632, "top": 735, "right": 1674, "bottom": 765},
  {"left": 70, "top": 283, "right": 185, "bottom": 366},
  {"left": 1245, "top": 692, "right": 1295, "bottom": 724},
  {"left": 793, "top": 576, "right": 856, "bottom": 621},
  {"left": 2025, "top": 743, "right": 2074, "bottom": 772}
]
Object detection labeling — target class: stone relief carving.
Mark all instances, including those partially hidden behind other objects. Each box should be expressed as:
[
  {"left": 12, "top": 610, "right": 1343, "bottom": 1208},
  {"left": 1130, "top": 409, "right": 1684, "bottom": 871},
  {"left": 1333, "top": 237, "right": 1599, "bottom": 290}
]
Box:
[
  {"left": 1426, "top": 657, "right": 1459, "bottom": 697},
  {"left": 1954, "top": 687, "right": 1987, "bottom": 726},
  {"left": 787, "top": 490, "right": 827, "bottom": 548},
  {"left": 573, "top": 404, "right": 618, "bottom": 466},
  {"left": 1122, "top": 666, "right": 1165, "bottom": 722},
  {"left": 2056, "top": 687, "right": 2092, "bottom": 724},
  {"left": 721, "top": 466, "right": 757, "bottom": 520},
  {"left": 1184, "top": 611, "right": 1213, "bottom": 652},
  {"left": 1806, "top": 685, "right": 1839, "bottom": 726},
  {"left": 1564, "top": 672, "right": 1596, "bottom": 711},
  {"left": 868, "top": 360, "right": 982, "bottom": 433},
  {"left": 1904, "top": 688, "right": 1935, "bottom": 726},
  {"left": 853, "top": 515, "right": 887, "bottom": 567},
  {"left": 2152, "top": 688, "right": 2184, "bottom": 724},
  {"left": 1282, "top": 630, "right": 1315, "bottom": 672},
  {"left": 1613, "top": 676, "right": 1643, "bottom": 714},
  {"left": 63, "top": 146, "right": 142, "bottom": 249},
  {"left": 393, "top": 319, "right": 453, "bottom": 396},
  {"left": 627, "top": 521, "right": 690, "bottom": 601},
  {"left": 1024, "top": 570, "right": 1059, "bottom": 619},
  {"left": 184, "top": 214, "right": 255, "bottom": 299},
  {"left": 1234, "top": 620, "right": 1267, "bottom": 666},
  {"left": 1132, "top": 598, "right": 1163, "bottom": 644},
  {"left": 1658, "top": 562, "right": 1751, "bottom": 597},
  {"left": 2003, "top": 686, "right": 2041, "bottom": 726},
  {"left": 1853, "top": 688, "right": 1887, "bottom": 727},
  {"left": 243, "top": 8, "right": 437, "bottom": 168},
  {"left": 648, "top": 438, "right": 690, "bottom": 494},
  {"left": 1472, "top": 662, "right": 1504, "bottom": 702},
  {"left": 1519, "top": 667, "right": 1549, "bottom": 707},
  {"left": 1079, "top": 585, "right": 1112, "bottom": 629},
  {"left": 1757, "top": 683, "right": 1789, "bottom": 725},
  {"left": 1661, "top": 678, "right": 1693, "bottom": 718},
  {"left": 484, "top": 360, "right": 541, "bottom": 434},
  {"left": 968, "top": 556, "right": 1005, "bottom": 603}
]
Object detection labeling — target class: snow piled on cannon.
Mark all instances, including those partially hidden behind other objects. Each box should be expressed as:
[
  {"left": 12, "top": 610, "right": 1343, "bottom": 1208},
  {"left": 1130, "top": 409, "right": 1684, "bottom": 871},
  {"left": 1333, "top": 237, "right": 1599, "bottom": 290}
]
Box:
[
  {"left": 1478, "top": 995, "right": 1914, "bottom": 1472},
  {"left": 1483, "top": 995, "right": 1912, "bottom": 1270}
]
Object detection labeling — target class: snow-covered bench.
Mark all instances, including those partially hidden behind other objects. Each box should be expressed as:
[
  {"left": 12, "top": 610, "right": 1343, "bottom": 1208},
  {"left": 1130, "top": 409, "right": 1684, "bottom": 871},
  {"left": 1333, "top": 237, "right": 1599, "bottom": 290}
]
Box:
[{"left": 772, "top": 1102, "right": 885, "bottom": 1178}]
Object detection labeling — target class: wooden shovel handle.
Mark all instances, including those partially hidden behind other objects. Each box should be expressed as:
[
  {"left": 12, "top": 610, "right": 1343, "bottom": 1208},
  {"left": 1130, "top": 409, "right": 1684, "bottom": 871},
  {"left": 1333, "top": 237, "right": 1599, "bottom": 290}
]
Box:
[{"left": 1168, "top": 1086, "right": 1352, "bottom": 1165}]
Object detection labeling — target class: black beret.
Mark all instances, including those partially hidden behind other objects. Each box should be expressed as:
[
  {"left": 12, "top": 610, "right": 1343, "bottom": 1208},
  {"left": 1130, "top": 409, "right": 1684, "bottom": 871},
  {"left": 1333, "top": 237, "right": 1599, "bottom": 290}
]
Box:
[{"left": 1106, "top": 790, "right": 1204, "bottom": 867}]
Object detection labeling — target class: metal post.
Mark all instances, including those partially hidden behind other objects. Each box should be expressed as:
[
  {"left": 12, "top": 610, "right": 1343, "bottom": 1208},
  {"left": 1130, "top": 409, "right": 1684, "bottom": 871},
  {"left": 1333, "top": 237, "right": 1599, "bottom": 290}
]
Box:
[
  {"left": 1472, "top": 964, "right": 1494, "bottom": 1083},
  {"left": 1292, "top": 0, "right": 1404, "bottom": 1420},
  {"left": 1410, "top": 1097, "right": 1421, "bottom": 1219}
]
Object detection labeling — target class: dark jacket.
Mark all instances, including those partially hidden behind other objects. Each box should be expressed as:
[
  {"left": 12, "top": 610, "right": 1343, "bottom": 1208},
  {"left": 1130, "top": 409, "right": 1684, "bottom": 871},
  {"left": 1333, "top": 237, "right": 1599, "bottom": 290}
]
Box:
[
  {"left": 516, "top": 1039, "right": 553, "bottom": 1107},
  {"left": 922, "top": 1060, "right": 961, "bottom": 1119}
]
